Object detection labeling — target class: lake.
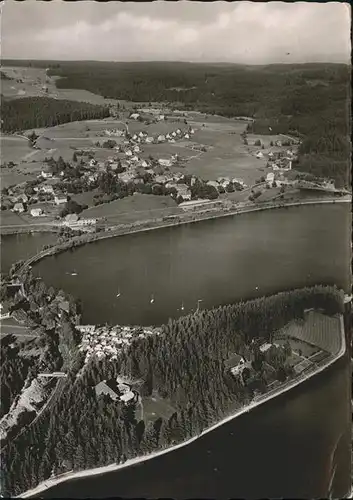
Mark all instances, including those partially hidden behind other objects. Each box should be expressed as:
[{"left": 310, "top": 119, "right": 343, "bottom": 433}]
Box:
[
  {"left": 2, "top": 203, "right": 351, "bottom": 498},
  {"left": 1, "top": 232, "right": 57, "bottom": 274},
  {"left": 33, "top": 203, "right": 351, "bottom": 326}
]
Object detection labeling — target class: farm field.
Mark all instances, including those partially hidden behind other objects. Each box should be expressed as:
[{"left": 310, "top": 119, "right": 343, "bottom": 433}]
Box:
[
  {"left": 140, "top": 143, "right": 193, "bottom": 160},
  {"left": 71, "top": 190, "right": 100, "bottom": 208},
  {"left": 256, "top": 187, "right": 282, "bottom": 202},
  {"left": 0, "top": 211, "right": 29, "bottom": 226},
  {"left": 0, "top": 136, "right": 33, "bottom": 164},
  {"left": 276, "top": 311, "right": 342, "bottom": 355},
  {"left": 1, "top": 66, "right": 119, "bottom": 106},
  {"left": 81, "top": 193, "right": 179, "bottom": 221},
  {"left": 0, "top": 169, "right": 38, "bottom": 189}
]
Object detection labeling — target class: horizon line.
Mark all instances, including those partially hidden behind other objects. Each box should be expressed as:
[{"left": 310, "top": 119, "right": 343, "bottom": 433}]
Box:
[{"left": 1, "top": 58, "right": 350, "bottom": 66}]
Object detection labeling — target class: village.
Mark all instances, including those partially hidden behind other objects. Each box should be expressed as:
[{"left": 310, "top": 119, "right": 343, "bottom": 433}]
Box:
[
  {"left": 77, "top": 323, "right": 162, "bottom": 365},
  {"left": 2, "top": 107, "right": 340, "bottom": 234}
]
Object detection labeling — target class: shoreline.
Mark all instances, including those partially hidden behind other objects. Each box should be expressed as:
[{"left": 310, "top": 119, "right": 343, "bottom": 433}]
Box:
[
  {"left": 1, "top": 195, "right": 350, "bottom": 238},
  {"left": 17, "top": 315, "right": 346, "bottom": 498},
  {"left": 11, "top": 196, "right": 351, "bottom": 274}
]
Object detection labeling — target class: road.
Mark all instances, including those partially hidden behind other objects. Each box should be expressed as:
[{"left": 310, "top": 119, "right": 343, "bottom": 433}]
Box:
[{"left": 1, "top": 377, "right": 67, "bottom": 454}]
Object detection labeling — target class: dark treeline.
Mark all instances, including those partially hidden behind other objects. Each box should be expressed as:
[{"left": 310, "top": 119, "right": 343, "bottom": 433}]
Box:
[
  {"left": 1, "top": 97, "right": 110, "bottom": 132},
  {"left": 38, "top": 61, "right": 350, "bottom": 188},
  {"left": 0, "top": 335, "right": 32, "bottom": 419},
  {"left": 1, "top": 284, "right": 344, "bottom": 497}
]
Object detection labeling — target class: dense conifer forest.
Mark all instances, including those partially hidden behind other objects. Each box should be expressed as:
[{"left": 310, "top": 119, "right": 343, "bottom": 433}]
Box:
[
  {"left": 0, "top": 274, "right": 344, "bottom": 496},
  {"left": 0, "top": 96, "right": 110, "bottom": 132}
]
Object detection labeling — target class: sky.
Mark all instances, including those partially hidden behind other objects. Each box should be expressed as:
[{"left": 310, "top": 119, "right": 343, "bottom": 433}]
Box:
[{"left": 1, "top": 1, "right": 351, "bottom": 64}]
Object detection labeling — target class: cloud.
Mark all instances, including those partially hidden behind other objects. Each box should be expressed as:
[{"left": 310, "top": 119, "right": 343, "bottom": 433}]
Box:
[{"left": 2, "top": 1, "right": 351, "bottom": 63}]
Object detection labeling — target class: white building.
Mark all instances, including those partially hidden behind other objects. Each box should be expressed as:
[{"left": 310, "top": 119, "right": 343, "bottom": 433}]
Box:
[
  {"left": 256, "top": 151, "right": 264, "bottom": 159},
  {"left": 76, "top": 218, "right": 97, "bottom": 226},
  {"left": 158, "top": 158, "right": 172, "bottom": 167},
  {"left": 157, "top": 134, "right": 166, "bottom": 143},
  {"left": 120, "top": 391, "right": 136, "bottom": 404},
  {"left": 133, "top": 145, "right": 141, "bottom": 153},
  {"left": 266, "top": 172, "right": 275, "bottom": 184},
  {"left": 77, "top": 325, "right": 96, "bottom": 334},
  {"left": 155, "top": 175, "right": 169, "bottom": 184},
  {"left": 146, "top": 137, "right": 154, "bottom": 143},
  {"left": 176, "top": 184, "right": 191, "bottom": 200},
  {"left": 63, "top": 213, "right": 79, "bottom": 225},
  {"left": 30, "top": 208, "right": 43, "bottom": 217},
  {"left": 130, "top": 113, "right": 140, "bottom": 120},
  {"left": 230, "top": 356, "right": 248, "bottom": 376},
  {"left": 232, "top": 178, "right": 246, "bottom": 187},
  {"left": 125, "top": 150, "right": 133, "bottom": 157},
  {"left": 260, "top": 343, "right": 272, "bottom": 353},
  {"left": 41, "top": 171, "right": 53, "bottom": 179},
  {"left": 41, "top": 185, "right": 54, "bottom": 194},
  {"left": 118, "top": 172, "right": 135, "bottom": 183},
  {"left": 13, "top": 202, "right": 25, "bottom": 213},
  {"left": 54, "top": 195, "right": 67, "bottom": 205}
]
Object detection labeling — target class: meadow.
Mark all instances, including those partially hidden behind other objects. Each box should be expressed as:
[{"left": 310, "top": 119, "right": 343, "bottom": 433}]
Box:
[{"left": 81, "top": 193, "right": 179, "bottom": 222}]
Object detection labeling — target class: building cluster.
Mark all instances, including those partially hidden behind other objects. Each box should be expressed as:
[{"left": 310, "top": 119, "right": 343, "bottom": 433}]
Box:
[
  {"left": 95, "top": 378, "right": 138, "bottom": 405},
  {"left": 101, "top": 124, "right": 194, "bottom": 147},
  {"left": 62, "top": 214, "right": 97, "bottom": 229},
  {"left": 267, "top": 149, "right": 295, "bottom": 171},
  {"left": 206, "top": 176, "right": 247, "bottom": 192},
  {"left": 228, "top": 341, "right": 283, "bottom": 384},
  {"left": 3, "top": 168, "right": 70, "bottom": 217},
  {"left": 77, "top": 324, "right": 162, "bottom": 365}
]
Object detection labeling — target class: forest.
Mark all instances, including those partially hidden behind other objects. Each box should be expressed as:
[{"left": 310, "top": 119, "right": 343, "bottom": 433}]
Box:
[
  {"left": 0, "top": 96, "right": 110, "bottom": 132},
  {"left": 0, "top": 277, "right": 344, "bottom": 497}
]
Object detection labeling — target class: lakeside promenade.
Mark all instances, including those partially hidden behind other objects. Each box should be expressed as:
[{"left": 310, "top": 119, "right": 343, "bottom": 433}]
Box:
[
  {"left": 11, "top": 196, "right": 351, "bottom": 276},
  {"left": 17, "top": 315, "right": 346, "bottom": 498}
]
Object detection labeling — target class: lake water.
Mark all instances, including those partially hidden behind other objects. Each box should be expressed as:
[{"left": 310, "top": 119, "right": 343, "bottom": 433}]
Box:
[
  {"left": 2, "top": 204, "right": 351, "bottom": 498},
  {"left": 1, "top": 232, "right": 57, "bottom": 274},
  {"left": 34, "top": 203, "right": 351, "bottom": 326}
]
